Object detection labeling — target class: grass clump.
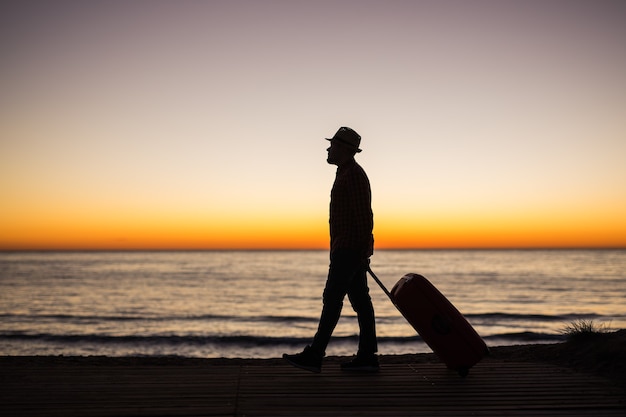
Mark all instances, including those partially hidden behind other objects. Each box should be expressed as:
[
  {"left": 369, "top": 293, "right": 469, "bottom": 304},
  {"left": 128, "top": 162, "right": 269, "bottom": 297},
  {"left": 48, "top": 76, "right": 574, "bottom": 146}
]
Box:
[{"left": 560, "top": 319, "right": 610, "bottom": 342}]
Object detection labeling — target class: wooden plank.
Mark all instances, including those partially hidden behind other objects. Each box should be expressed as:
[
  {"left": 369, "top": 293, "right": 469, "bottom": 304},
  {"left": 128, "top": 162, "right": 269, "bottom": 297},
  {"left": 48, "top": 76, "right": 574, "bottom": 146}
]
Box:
[
  {"left": 1, "top": 364, "right": 239, "bottom": 417},
  {"left": 236, "top": 362, "right": 625, "bottom": 416},
  {"left": 1, "top": 358, "right": 624, "bottom": 417}
]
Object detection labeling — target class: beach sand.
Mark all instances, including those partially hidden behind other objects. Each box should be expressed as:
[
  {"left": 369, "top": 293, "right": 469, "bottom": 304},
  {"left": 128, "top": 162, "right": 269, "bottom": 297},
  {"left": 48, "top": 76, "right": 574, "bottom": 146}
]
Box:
[{"left": 1, "top": 330, "right": 624, "bottom": 416}]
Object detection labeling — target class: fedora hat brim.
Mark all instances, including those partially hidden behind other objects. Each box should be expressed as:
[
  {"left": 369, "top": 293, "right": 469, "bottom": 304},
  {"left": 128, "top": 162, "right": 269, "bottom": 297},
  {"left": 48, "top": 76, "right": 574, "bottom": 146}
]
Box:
[{"left": 325, "top": 137, "right": 362, "bottom": 152}]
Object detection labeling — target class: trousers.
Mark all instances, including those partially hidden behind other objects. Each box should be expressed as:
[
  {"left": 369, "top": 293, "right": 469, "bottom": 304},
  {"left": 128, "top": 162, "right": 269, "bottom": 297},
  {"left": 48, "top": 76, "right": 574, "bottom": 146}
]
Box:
[{"left": 310, "top": 250, "right": 378, "bottom": 357}]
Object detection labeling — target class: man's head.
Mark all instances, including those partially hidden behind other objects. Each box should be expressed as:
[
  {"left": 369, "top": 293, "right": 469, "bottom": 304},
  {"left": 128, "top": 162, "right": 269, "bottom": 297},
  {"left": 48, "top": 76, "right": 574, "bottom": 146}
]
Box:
[{"left": 326, "top": 127, "right": 361, "bottom": 166}]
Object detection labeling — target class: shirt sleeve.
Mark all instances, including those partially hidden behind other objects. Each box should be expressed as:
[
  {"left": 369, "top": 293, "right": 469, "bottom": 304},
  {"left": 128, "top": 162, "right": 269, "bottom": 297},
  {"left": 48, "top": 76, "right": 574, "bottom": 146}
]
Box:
[{"left": 329, "top": 162, "right": 374, "bottom": 257}]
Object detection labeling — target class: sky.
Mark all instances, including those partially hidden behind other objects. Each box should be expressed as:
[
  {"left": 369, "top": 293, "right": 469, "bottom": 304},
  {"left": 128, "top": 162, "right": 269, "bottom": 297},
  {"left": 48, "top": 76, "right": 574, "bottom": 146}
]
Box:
[{"left": 1, "top": 0, "right": 625, "bottom": 250}]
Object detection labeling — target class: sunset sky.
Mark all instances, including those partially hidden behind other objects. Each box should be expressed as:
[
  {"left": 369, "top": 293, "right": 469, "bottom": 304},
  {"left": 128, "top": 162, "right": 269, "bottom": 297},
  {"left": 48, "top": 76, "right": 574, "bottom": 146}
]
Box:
[{"left": 1, "top": 0, "right": 625, "bottom": 250}]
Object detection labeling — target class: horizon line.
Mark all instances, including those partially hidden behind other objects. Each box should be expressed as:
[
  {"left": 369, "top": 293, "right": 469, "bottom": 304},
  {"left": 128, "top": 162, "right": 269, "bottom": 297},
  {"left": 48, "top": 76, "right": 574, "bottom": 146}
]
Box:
[{"left": 1, "top": 246, "right": 625, "bottom": 253}]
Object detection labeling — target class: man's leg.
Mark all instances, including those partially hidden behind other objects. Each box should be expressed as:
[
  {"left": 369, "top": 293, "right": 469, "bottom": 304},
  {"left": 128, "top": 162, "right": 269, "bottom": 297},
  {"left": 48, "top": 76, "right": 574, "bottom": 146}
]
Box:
[
  {"left": 283, "top": 251, "right": 361, "bottom": 372},
  {"left": 347, "top": 267, "right": 378, "bottom": 357},
  {"left": 309, "top": 251, "right": 360, "bottom": 357}
]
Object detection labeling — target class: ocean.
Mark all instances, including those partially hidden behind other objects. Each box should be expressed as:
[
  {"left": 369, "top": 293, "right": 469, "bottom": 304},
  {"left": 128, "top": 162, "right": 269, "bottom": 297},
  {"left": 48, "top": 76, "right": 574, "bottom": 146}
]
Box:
[{"left": 1, "top": 250, "right": 624, "bottom": 359}]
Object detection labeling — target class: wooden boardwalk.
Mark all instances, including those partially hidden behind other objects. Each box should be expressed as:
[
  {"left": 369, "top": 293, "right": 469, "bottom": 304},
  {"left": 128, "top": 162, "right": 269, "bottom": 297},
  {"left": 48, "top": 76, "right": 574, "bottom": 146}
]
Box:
[{"left": 1, "top": 357, "right": 625, "bottom": 416}]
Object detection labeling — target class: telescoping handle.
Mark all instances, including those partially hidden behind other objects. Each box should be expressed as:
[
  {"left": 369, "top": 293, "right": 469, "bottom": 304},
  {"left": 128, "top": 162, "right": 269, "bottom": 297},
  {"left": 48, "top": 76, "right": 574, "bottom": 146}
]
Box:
[{"left": 366, "top": 266, "right": 392, "bottom": 300}]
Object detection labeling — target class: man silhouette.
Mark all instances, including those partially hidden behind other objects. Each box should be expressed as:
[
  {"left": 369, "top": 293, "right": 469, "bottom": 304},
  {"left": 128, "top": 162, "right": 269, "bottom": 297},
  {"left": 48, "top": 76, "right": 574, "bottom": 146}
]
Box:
[{"left": 283, "top": 127, "right": 378, "bottom": 373}]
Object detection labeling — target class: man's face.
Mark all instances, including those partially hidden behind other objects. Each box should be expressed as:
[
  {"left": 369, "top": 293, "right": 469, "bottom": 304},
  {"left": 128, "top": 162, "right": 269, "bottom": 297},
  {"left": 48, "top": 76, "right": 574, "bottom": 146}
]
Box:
[{"left": 326, "top": 140, "right": 352, "bottom": 165}]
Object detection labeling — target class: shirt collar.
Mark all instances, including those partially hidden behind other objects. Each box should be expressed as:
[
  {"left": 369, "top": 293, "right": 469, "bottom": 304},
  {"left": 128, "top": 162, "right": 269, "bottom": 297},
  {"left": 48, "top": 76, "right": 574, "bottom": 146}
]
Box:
[{"left": 336, "top": 158, "right": 356, "bottom": 174}]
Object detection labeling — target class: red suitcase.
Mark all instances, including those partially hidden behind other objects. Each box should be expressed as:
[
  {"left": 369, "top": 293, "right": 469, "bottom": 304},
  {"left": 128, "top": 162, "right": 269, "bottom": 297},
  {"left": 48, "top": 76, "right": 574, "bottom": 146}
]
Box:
[{"left": 368, "top": 267, "right": 488, "bottom": 376}]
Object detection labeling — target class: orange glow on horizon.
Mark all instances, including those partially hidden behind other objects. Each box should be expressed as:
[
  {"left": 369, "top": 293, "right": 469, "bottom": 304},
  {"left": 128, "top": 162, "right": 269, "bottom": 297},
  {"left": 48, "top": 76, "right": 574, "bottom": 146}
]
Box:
[
  {"left": 2, "top": 195, "right": 625, "bottom": 251},
  {"left": 2, "top": 212, "right": 625, "bottom": 251}
]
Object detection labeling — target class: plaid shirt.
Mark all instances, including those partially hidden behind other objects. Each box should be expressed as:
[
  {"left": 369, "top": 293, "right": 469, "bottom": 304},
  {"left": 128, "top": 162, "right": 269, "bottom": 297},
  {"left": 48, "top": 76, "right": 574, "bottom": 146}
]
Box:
[{"left": 329, "top": 159, "right": 374, "bottom": 258}]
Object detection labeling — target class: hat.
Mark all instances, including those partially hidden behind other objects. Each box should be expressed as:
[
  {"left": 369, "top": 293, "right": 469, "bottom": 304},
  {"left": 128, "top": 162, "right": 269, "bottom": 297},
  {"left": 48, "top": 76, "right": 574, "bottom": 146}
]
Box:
[{"left": 326, "top": 127, "right": 362, "bottom": 153}]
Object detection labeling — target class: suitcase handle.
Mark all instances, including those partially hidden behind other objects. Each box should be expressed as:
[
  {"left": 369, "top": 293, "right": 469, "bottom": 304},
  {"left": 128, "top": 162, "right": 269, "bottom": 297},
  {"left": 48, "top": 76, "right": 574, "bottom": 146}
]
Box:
[{"left": 367, "top": 266, "right": 392, "bottom": 299}]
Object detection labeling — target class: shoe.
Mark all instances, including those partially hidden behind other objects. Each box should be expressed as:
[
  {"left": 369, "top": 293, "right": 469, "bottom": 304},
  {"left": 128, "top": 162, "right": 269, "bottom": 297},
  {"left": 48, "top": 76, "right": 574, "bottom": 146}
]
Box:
[
  {"left": 283, "top": 346, "right": 322, "bottom": 373},
  {"left": 340, "top": 354, "right": 380, "bottom": 373}
]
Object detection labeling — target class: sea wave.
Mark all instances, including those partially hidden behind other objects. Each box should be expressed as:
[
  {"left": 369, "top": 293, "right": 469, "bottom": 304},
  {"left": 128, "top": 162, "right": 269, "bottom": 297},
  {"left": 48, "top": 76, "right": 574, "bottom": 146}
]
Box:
[
  {"left": 465, "top": 312, "right": 608, "bottom": 322},
  {"left": 0, "top": 312, "right": 611, "bottom": 323},
  {"left": 0, "top": 331, "right": 565, "bottom": 346},
  {"left": 0, "top": 313, "right": 320, "bottom": 323}
]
